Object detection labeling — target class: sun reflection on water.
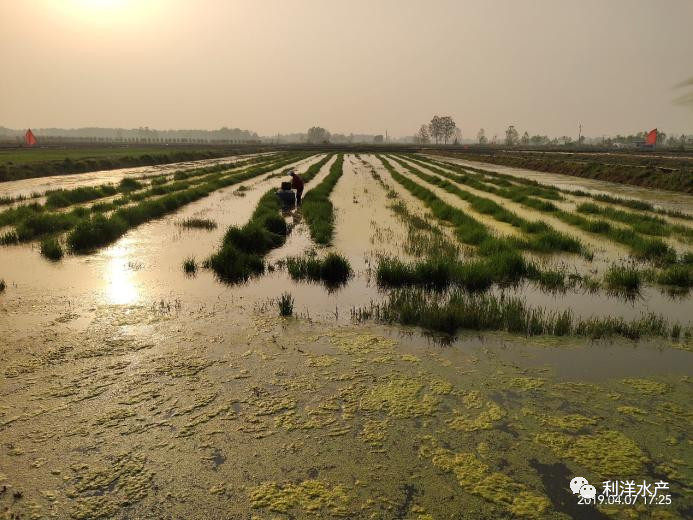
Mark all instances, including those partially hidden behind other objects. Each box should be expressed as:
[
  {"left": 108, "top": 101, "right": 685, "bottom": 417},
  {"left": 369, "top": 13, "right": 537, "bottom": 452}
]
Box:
[{"left": 104, "top": 245, "right": 140, "bottom": 305}]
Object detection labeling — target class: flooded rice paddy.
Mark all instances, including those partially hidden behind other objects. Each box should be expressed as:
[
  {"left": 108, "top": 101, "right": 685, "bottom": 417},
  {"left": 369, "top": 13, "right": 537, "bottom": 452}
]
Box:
[{"left": 1, "top": 153, "right": 691, "bottom": 519}]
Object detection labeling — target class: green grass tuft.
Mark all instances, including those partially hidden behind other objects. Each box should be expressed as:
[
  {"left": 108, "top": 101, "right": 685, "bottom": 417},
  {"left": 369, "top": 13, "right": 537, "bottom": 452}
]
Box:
[
  {"left": 287, "top": 252, "right": 352, "bottom": 287},
  {"left": 277, "top": 292, "right": 294, "bottom": 317},
  {"left": 179, "top": 218, "right": 218, "bottom": 230},
  {"left": 40, "top": 237, "right": 64, "bottom": 261},
  {"left": 182, "top": 256, "right": 197, "bottom": 274},
  {"left": 355, "top": 288, "right": 679, "bottom": 340},
  {"left": 604, "top": 264, "right": 642, "bottom": 293}
]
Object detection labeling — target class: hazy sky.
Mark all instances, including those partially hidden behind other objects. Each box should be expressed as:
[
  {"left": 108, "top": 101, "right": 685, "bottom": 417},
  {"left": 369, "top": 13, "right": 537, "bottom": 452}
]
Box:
[{"left": 2, "top": 0, "right": 692, "bottom": 138}]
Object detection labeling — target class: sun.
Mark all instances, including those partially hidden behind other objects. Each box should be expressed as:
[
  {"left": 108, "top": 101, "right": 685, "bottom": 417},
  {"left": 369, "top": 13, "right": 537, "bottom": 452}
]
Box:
[
  {"left": 53, "top": 0, "right": 154, "bottom": 25},
  {"left": 75, "top": 0, "right": 128, "bottom": 9}
]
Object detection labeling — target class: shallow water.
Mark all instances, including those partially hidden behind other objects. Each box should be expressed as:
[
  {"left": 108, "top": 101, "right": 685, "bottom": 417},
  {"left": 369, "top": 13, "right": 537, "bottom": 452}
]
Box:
[{"left": 1, "top": 154, "right": 692, "bottom": 519}]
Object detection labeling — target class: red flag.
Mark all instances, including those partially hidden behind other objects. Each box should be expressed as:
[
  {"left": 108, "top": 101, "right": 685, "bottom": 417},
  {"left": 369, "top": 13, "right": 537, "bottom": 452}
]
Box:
[
  {"left": 645, "top": 129, "right": 657, "bottom": 146},
  {"left": 25, "top": 129, "right": 37, "bottom": 147}
]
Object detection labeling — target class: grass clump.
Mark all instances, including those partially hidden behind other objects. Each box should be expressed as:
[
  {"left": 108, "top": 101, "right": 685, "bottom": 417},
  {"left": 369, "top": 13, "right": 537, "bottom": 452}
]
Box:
[
  {"left": 302, "top": 155, "right": 344, "bottom": 245},
  {"left": 118, "top": 177, "right": 144, "bottom": 192},
  {"left": 604, "top": 264, "right": 642, "bottom": 293},
  {"left": 208, "top": 189, "right": 291, "bottom": 283},
  {"left": 179, "top": 218, "right": 217, "bottom": 230},
  {"left": 376, "top": 257, "right": 494, "bottom": 292},
  {"left": 287, "top": 252, "right": 352, "bottom": 287},
  {"left": 277, "top": 292, "right": 294, "bottom": 317},
  {"left": 656, "top": 265, "right": 693, "bottom": 288},
  {"left": 356, "top": 288, "right": 681, "bottom": 340},
  {"left": 45, "top": 184, "right": 119, "bottom": 209},
  {"left": 182, "top": 256, "right": 197, "bottom": 274},
  {"left": 40, "top": 237, "right": 64, "bottom": 261},
  {"left": 0, "top": 279, "right": 5, "bottom": 293}
]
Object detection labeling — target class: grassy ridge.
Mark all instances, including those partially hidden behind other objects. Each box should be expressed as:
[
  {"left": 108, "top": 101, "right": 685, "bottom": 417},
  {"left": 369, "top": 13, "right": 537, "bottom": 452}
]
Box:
[
  {"left": 420, "top": 155, "right": 693, "bottom": 222},
  {"left": 0, "top": 148, "right": 245, "bottom": 182},
  {"left": 302, "top": 154, "right": 344, "bottom": 245},
  {"left": 67, "top": 154, "right": 309, "bottom": 252},
  {"left": 406, "top": 154, "right": 683, "bottom": 265},
  {"left": 0, "top": 155, "right": 294, "bottom": 247},
  {"left": 577, "top": 202, "right": 693, "bottom": 242},
  {"left": 431, "top": 151, "right": 693, "bottom": 193},
  {"left": 207, "top": 154, "right": 334, "bottom": 282},
  {"left": 391, "top": 156, "right": 585, "bottom": 256}
]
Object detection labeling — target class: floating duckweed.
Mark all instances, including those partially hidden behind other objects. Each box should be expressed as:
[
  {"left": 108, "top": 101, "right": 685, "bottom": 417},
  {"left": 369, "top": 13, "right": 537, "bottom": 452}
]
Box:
[
  {"left": 446, "top": 401, "right": 505, "bottom": 432},
  {"left": 429, "top": 379, "right": 454, "bottom": 395},
  {"left": 253, "top": 395, "right": 297, "bottom": 416},
  {"left": 68, "top": 453, "right": 153, "bottom": 518},
  {"left": 308, "top": 355, "right": 338, "bottom": 367},
  {"left": 543, "top": 414, "right": 597, "bottom": 432},
  {"left": 249, "top": 480, "right": 352, "bottom": 516},
  {"left": 274, "top": 410, "right": 337, "bottom": 431},
  {"left": 401, "top": 354, "right": 420, "bottom": 362},
  {"left": 621, "top": 378, "right": 668, "bottom": 394},
  {"left": 510, "top": 377, "right": 545, "bottom": 391},
  {"left": 361, "top": 376, "right": 440, "bottom": 418},
  {"left": 360, "top": 419, "right": 389, "bottom": 448},
  {"left": 535, "top": 430, "right": 648, "bottom": 477},
  {"left": 422, "top": 440, "right": 550, "bottom": 519},
  {"left": 617, "top": 406, "right": 647, "bottom": 416},
  {"left": 325, "top": 331, "right": 397, "bottom": 355}
]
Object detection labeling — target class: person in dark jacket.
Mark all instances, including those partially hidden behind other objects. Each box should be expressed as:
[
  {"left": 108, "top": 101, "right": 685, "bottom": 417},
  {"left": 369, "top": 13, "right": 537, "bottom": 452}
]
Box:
[
  {"left": 288, "top": 169, "right": 304, "bottom": 207},
  {"left": 276, "top": 181, "right": 296, "bottom": 211}
]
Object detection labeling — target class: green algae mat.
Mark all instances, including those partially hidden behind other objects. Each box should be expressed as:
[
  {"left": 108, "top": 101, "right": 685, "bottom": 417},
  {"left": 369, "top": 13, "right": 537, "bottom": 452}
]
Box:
[{"left": 1, "top": 305, "right": 691, "bottom": 519}]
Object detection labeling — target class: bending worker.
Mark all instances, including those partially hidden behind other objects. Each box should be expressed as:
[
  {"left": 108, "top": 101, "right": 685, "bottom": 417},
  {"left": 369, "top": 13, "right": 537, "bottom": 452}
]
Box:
[
  {"left": 276, "top": 181, "right": 296, "bottom": 211},
  {"left": 288, "top": 168, "right": 304, "bottom": 207}
]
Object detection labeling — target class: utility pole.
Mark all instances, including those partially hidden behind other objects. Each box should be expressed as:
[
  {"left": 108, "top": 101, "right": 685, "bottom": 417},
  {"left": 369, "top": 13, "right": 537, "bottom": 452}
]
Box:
[{"left": 578, "top": 124, "right": 583, "bottom": 144}]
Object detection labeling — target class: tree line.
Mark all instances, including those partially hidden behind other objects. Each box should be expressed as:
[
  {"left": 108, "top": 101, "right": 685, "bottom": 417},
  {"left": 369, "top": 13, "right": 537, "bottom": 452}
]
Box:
[{"left": 414, "top": 116, "right": 462, "bottom": 145}]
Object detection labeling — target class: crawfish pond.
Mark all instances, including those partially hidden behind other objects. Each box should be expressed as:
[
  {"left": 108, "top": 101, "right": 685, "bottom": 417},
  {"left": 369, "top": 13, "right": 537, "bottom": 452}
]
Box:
[{"left": 1, "top": 152, "right": 692, "bottom": 519}]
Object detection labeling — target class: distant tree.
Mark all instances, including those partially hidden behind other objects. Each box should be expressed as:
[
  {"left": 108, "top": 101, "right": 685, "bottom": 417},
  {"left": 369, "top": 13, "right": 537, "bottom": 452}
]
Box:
[
  {"left": 477, "top": 128, "right": 487, "bottom": 144},
  {"left": 453, "top": 127, "right": 462, "bottom": 145},
  {"left": 520, "top": 131, "right": 530, "bottom": 146},
  {"left": 307, "top": 126, "right": 330, "bottom": 144},
  {"left": 492, "top": 134, "right": 498, "bottom": 145},
  {"left": 373, "top": 135, "right": 384, "bottom": 144},
  {"left": 429, "top": 116, "right": 443, "bottom": 144},
  {"left": 505, "top": 125, "right": 519, "bottom": 146},
  {"left": 530, "top": 135, "right": 549, "bottom": 146},
  {"left": 415, "top": 124, "right": 430, "bottom": 144},
  {"left": 439, "top": 116, "right": 457, "bottom": 144},
  {"left": 666, "top": 135, "right": 679, "bottom": 147},
  {"left": 656, "top": 131, "right": 667, "bottom": 145}
]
